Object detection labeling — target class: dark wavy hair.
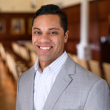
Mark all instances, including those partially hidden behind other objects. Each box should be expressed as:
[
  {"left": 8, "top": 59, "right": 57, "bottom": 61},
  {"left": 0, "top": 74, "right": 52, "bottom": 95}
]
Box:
[{"left": 32, "top": 4, "right": 68, "bottom": 34}]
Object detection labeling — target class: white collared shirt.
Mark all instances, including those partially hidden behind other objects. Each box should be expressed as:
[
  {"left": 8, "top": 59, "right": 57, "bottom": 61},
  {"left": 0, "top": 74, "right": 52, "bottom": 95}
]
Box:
[{"left": 34, "top": 51, "right": 68, "bottom": 110}]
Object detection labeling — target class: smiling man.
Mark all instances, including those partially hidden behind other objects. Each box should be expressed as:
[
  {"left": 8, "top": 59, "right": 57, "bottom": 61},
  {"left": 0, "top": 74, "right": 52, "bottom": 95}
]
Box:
[
  {"left": 32, "top": 14, "right": 68, "bottom": 71},
  {"left": 16, "top": 4, "right": 110, "bottom": 110}
]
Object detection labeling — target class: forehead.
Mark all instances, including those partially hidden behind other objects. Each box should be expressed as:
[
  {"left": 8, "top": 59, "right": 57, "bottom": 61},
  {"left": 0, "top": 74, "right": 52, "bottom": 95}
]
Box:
[{"left": 33, "top": 14, "right": 61, "bottom": 27}]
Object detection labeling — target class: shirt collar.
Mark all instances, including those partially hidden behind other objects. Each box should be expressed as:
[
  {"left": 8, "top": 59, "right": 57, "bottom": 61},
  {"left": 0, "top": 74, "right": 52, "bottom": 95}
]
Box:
[
  {"left": 48, "top": 51, "right": 67, "bottom": 73},
  {"left": 34, "top": 51, "right": 68, "bottom": 73}
]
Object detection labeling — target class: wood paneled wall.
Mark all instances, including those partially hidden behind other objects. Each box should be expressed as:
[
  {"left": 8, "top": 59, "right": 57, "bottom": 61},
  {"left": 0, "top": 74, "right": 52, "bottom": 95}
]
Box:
[
  {"left": 0, "top": 13, "right": 34, "bottom": 41},
  {"left": 62, "top": 5, "right": 80, "bottom": 54}
]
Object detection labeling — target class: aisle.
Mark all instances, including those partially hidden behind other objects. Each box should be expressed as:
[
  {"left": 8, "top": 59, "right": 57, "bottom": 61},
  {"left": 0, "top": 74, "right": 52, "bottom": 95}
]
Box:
[{"left": 0, "top": 56, "right": 16, "bottom": 110}]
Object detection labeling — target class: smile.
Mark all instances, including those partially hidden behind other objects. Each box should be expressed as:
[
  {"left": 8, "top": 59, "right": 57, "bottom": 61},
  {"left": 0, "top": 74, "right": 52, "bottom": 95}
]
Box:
[{"left": 39, "top": 46, "right": 52, "bottom": 50}]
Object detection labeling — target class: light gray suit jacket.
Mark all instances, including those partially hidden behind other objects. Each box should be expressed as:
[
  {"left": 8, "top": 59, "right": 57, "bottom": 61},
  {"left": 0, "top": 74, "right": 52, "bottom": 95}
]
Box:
[{"left": 16, "top": 56, "right": 110, "bottom": 110}]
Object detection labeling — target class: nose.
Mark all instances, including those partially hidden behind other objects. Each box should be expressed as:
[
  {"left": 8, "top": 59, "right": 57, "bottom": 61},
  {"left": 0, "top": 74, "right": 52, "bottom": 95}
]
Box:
[{"left": 39, "top": 34, "right": 50, "bottom": 43}]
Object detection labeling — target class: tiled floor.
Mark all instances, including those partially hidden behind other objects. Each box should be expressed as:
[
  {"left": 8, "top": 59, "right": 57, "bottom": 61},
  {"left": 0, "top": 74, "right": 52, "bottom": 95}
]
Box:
[{"left": 0, "top": 56, "right": 16, "bottom": 110}]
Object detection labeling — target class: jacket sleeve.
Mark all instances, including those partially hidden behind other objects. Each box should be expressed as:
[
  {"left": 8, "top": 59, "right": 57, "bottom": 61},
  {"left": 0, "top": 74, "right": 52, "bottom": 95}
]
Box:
[
  {"left": 84, "top": 79, "right": 110, "bottom": 110},
  {"left": 16, "top": 77, "right": 21, "bottom": 110}
]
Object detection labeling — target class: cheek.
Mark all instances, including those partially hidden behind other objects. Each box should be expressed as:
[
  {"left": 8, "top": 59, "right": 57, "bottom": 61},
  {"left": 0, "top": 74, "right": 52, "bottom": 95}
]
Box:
[
  {"left": 51, "top": 37, "right": 64, "bottom": 48},
  {"left": 51, "top": 37, "right": 60, "bottom": 47},
  {"left": 32, "top": 38, "right": 37, "bottom": 50},
  {"left": 32, "top": 36, "right": 38, "bottom": 44}
]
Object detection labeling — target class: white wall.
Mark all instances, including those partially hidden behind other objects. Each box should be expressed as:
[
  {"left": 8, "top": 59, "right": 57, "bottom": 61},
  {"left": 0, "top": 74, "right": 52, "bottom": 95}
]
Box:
[
  {"left": 43, "top": 0, "right": 94, "bottom": 9},
  {"left": 0, "top": 0, "right": 94, "bottom": 12},
  {"left": 43, "top": 0, "right": 81, "bottom": 9},
  {"left": 0, "top": 0, "right": 43, "bottom": 12}
]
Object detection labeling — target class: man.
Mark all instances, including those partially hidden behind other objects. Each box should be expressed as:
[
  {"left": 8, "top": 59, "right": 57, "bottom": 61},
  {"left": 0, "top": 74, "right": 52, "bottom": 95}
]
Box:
[{"left": 16, "top": 4, "right": 110, "bottom": 110}]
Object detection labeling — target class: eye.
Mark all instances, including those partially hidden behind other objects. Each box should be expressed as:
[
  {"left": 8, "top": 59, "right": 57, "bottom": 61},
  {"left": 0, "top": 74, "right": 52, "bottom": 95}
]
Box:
[
  {"left": 34, "top": 31, "right": 41, "bottom": 35},
  {"left": 50, "top": 31, "right": 57, "bottom": 35}
]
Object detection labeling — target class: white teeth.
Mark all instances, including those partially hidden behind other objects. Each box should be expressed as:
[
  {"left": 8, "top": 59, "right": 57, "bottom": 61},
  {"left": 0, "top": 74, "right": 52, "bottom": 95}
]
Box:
[{"left": 40, "top": 47, "right": 51, "bottom": 50}]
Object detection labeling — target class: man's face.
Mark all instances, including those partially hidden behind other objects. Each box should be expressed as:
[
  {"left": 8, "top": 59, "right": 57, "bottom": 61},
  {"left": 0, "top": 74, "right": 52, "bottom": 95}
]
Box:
[{"left": 32, "top": 14, "right": 68, "bottom": 65}]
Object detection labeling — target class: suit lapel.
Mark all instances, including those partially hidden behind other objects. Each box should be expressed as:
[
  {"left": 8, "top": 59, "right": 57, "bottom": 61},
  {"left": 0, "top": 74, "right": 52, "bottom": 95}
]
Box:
[{"left": 43, "top": 56, "right": 76, "bottom": 110}]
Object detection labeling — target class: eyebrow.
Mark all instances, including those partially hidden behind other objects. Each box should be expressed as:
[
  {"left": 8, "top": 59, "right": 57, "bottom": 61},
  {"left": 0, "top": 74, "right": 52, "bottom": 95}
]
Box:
[
  {"left": 48, "top": 28, "right": 59, "bottom": 30},
  {"left": 33, "top": 27, "right": 40, "bottom": 30},
  {"left": 32, "top": 27, "right": 59, "bottom": 30}
]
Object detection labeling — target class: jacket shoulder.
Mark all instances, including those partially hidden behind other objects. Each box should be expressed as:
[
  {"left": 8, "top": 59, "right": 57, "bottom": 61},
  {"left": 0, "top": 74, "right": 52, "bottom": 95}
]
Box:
[
  {"left": 18, "top": 66, "right": 35, "bottom": 85},
  {"left": 66, "top": 56, "right": 102, "bottom": 85}
]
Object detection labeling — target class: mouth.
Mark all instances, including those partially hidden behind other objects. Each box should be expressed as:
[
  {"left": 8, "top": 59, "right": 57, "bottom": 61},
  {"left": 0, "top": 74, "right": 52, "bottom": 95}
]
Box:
[{"left": 38, "top": 46, "right": 52, "bottom": 51}]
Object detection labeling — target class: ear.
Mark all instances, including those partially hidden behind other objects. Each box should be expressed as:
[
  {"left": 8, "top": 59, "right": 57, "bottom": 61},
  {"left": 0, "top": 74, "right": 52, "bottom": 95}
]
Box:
[{"left": 64, "top": 30, "right": 69, "bottom": 43}]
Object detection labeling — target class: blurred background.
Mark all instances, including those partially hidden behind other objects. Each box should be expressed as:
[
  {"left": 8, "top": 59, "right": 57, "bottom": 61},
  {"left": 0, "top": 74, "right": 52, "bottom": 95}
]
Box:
[{"left": 0, "top": 0, "right": 110, "bottom": 110}]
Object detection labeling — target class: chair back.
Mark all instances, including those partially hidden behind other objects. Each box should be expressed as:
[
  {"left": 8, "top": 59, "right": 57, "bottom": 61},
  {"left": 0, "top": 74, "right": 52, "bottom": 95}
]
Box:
[
  {"left": 88, "top": 60, "right": 102, "bottom": 77},
  {"left": 79, "top": 59, "right": 89, "bottom": 70},
  {"left": 102, "top": 62, "right": 110, "bottom": 87},
  {"left": 0, "top": 43, "right": 6, "bottom": 61},
  {"left": 6, "top": 52, "right": 18, "bottom": 81},
  {"left": 30, "top": 51, "right": 38, "bottom": 65}
]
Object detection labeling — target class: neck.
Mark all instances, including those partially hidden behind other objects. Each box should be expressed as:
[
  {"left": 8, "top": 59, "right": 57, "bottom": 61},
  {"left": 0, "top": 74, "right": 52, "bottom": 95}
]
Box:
[
  {"left": 39, "top": 51, "right": 65, "bottom": 72},
  {"left": 39, "top": 60, "right": 53, "bottom": 72}
]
